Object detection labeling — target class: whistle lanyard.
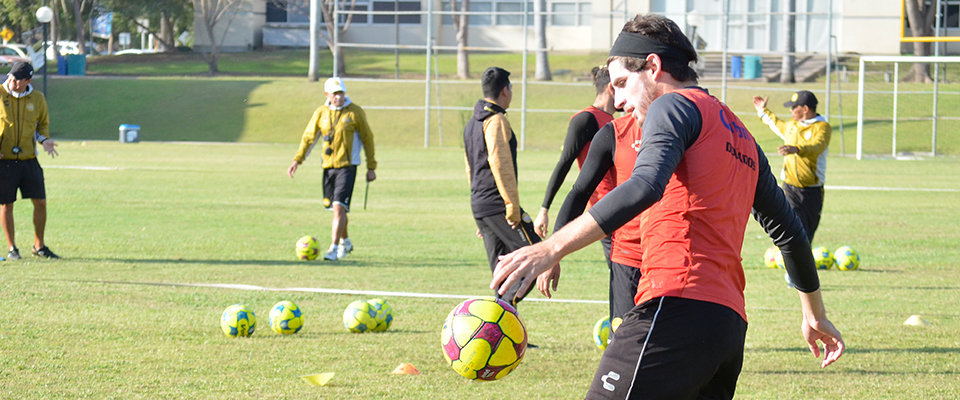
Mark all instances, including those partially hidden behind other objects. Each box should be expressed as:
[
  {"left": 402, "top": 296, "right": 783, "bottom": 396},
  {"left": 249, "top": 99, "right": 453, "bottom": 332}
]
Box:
[{"left": 3, "top": 95, "right": 25, "bottom": 160}]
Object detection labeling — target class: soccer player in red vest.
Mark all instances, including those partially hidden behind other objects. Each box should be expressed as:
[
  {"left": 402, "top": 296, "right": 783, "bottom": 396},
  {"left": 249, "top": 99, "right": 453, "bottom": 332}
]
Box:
[
  {"left": 492, "top": 14, "right": 844, "bottom": 399},
  {"left": 538, "top": 114, "right": 643, "bottom": 332}
]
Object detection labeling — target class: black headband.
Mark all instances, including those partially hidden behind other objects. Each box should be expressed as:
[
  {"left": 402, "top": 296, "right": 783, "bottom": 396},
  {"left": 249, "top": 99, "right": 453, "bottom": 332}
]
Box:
[{"left": 608, "top": 31, "right": 688, "bottom": 63}]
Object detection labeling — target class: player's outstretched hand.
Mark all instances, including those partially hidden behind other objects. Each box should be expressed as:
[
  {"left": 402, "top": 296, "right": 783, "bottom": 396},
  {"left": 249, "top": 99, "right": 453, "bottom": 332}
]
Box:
[
  {"left": 801, "top": 317, "right": 845, "bottom": 368},
  {"left": 43, "top": 139, "right": 58, "bottom": 158},
  {"left": 534, "top": 207, "right": 550, "bottom": 238},
  {"left": 536, "top": 265, "right": 561, "bottom": 298},
  {"left": 752, "top": 95, "right": 768, "bottom": 111},
  {"left": 287, "top": 161, "right": 299, "bottom": 178},
  {"left": 492, "top": 242, "right": 559, "bottom": 297}
]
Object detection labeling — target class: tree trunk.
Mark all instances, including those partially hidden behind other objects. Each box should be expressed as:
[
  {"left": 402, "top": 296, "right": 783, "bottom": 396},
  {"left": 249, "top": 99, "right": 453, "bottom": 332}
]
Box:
[
  {"left": 50, "top": 0, "right": 60, "bottom": 59},
  {"left": 203, "top": 13, "right": 220, "bottom": 74},
  {"left": 780, "top": 0, "right": 795, "bottom": 83},
  {"left": 904, "top": 0, "right": 935, "bottom": 82},
  {"left": 71, "top": 0, "right": 86, "bottom": 56},
  {"left": 455, "top": 0, "right": 470, "bottom": 79},
  {"left": 335, "top": 46, "right": 345, "bottom": 76},
  {"left": 160, "top": 11, "right": 174, "bottom": 52},
  {"left": 534, "top": 0, "right": 551, "bottom": 81}
]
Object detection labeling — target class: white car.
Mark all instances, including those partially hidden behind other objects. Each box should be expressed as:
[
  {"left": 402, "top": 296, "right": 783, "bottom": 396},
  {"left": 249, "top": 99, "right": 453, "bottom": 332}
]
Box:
[{"left": 0, "top": 44, "right": 31, "bottom": 66}]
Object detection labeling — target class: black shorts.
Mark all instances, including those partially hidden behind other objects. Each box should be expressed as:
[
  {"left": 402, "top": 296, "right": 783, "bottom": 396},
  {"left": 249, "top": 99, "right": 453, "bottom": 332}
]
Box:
[
  {"left": 475, "top": 209, "right": 542, "bottom": 307},
  {"left": 0, "top": 158, "right": 46, "bottom": 204},
  {"left": 782, "top": 183, "right": 824, "bottom": 243},
  {"left": 587, "top": 297, "right": 748, "bottom": 400},
  {"left": 322, "top": 166, "right": 357, "bottom": 212},
  {"left": 609, "top": 261, "right": 642, "bottom": 328}
]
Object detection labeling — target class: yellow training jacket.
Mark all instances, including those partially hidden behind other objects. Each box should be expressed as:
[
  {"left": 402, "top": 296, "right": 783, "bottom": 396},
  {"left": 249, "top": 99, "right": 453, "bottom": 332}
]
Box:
[
  {"left": 757, "top": 108, "right": 831, "bottom": 188},
  {"left": 293, "top": 99, "right": 376, "bottom": 171},
  {"left": 0, "top": 84, "right": 50, "bottom": 161}
]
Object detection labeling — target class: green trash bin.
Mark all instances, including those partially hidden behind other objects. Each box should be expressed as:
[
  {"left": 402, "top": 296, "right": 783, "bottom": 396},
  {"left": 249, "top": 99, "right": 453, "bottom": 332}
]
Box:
[
  {"left": 66, "top": 54, "right": 86, "bottom": 76},
  {"left": 743, "top": 55, "right": 762, "bottom": 79}
]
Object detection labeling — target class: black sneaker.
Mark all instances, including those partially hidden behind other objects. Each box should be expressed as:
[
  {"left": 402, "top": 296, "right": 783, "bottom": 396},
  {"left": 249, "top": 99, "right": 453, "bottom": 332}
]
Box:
[
  {"left": 32, "top": 245, "right": 60, "bottom": 259},
  {"left": 7, "top": 247, "right": 20, "bottom": 260}
]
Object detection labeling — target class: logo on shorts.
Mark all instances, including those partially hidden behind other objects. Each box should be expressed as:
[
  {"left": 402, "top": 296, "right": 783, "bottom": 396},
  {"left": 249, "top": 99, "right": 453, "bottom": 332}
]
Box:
[{"left": 601, "top": 371, "right": 620, "bottom": 391}]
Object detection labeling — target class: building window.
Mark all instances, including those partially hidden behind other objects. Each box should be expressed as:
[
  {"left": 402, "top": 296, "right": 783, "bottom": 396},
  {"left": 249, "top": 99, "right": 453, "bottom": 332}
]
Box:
[
  {"left": 373, "top": 1, "right": 422, "bottom": 24},
  {"left": 266, "top": 0, "right": 309, "bottom": 23},
  {"left": 551, "top": 2, "right": 576, "bottom": 26}
]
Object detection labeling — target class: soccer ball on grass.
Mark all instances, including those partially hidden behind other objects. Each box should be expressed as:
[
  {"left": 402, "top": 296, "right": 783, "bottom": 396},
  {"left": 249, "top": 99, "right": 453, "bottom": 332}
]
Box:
[
  {"left": 221, "top": 304, "right": 257, "bottom": 337},
  {"left": 834, "top": 246, "right": 860, "bottom": 271},
  {"left": 593, "top": 316, "right": 612, "bottom": 350},
  {"left": 812, "top": 246, "right": 835, "bottom": 270},
  {"left": 368, "top": 298, "right": 394, "bottom": 332},
  {"left": 763, "top": 246, "right": 779, "bottom": 269},
  {"left": 296, "top": 236, "right": 319, "bottom": 260},
  {"left": 343, "top": 300, "right": 378, "bottom": 333},
  {"left": 441, "top": 297, "right": 527, "bottom": 380},
  {"left": 269, "top": 300, "right": 304, "bottom": 334}
]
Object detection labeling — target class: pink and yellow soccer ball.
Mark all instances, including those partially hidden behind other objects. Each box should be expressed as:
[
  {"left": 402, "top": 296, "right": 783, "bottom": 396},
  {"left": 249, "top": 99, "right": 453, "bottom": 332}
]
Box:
[
  {"left": 441, "top": 297, "right": 527, "bottom": 381},
  {"left": 764, "top": 246, "right": 780, "bottom": 269},
  {"left": 296, "top": 236, "right": 319, "bottom": 260}
]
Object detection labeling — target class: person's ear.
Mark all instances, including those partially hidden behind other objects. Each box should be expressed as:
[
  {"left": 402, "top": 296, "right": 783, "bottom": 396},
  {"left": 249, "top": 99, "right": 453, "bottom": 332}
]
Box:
[{"left": 645, "top": 53, "right": 663, "bottom": 80}]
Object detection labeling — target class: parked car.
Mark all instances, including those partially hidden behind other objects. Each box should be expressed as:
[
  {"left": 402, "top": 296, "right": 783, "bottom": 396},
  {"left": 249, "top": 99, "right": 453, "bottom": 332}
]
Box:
[
  {"left": 0, "top": 44, "right": 31, "bottom": 66},
  {"left": 113, "top": 48, "right": 158, "bottom": 56},
  {"left": 42, "top": 41, "right": 101, "bottom": 60}
]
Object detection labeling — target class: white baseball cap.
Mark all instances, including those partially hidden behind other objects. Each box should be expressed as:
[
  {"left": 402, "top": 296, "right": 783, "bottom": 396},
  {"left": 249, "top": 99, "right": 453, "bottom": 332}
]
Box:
[{"left": 324, "top": 77, "right": 346, "bottom": 94}]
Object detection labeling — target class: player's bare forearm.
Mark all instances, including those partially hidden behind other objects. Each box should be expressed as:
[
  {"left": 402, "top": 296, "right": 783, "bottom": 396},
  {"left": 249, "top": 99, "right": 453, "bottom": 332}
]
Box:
[
  {"left": 492, "top": 214, "right": 605, "bottom": 296},
  {"left": 797, "top": 289, "right": 845, "bottom": 368}
]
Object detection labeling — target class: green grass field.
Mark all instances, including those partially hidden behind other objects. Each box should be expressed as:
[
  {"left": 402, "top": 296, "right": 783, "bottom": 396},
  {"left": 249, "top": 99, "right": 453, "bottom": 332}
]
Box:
[{"left": 0, "top": 141, "right": 958, "bottom": 399}]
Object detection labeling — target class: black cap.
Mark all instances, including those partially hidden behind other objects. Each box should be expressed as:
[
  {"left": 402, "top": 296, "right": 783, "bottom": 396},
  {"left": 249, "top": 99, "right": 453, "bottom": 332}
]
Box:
[
  {"left": 783, "top": 90, "right": 817, "bottom": 109},
  {"left": 9, "top": 62, "right": 33, "bottom": 80}
]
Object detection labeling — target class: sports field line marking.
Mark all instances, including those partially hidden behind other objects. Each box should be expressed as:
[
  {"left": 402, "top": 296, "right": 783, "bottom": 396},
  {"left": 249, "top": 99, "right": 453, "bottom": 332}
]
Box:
[
  {"left": 826, "top": 185, "right": 960, "bottom": 192},
  {"left": 77, "top": 279, "right": 608, "bottom": 304},
  {"left": 46, "top": 165, "right": 122, "bottom": 171}
]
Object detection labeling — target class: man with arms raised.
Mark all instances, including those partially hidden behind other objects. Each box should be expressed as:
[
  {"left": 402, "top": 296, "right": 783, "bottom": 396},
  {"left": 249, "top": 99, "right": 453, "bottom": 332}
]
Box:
[{"left": 492, "top": 15, "right": 844, "bottom": 399}]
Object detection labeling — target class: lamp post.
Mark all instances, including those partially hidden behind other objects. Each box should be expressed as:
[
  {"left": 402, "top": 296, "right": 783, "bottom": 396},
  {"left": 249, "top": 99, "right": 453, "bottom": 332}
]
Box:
[{"left": 35, "top": 6, "right": 53, "bottom": 97}]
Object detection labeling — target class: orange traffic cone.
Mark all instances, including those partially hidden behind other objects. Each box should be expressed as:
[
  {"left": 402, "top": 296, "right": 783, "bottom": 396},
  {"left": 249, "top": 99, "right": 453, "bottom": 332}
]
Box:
[{"left": 392, "top": 363, "right": 421, "bottom": 375}]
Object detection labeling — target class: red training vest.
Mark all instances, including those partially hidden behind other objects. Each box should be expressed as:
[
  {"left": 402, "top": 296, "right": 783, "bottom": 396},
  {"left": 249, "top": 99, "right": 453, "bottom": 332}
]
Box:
[
  {"left": 609, "top": 115, "right": 644, "bottom": 268},
  {"left": 634, "top": 88, "right": 759, "bottom": 322},
  {"left": 574, "top": 106, "right": 616, "bottom": 207}
]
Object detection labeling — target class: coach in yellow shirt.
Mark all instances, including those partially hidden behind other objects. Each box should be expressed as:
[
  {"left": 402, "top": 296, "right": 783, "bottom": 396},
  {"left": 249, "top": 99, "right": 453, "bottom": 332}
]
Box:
[
  {"left": 0, "top": 62, "right": 60, "bottom": 260},
  {"left": 753, "top": 90, "right": 831, "bottom": 242},
  {"left": 288, "top": 77, "right": 376, "bottom": 261}
]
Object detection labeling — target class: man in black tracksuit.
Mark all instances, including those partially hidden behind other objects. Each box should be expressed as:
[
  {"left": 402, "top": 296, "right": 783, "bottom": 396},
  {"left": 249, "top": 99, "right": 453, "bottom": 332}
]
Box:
[{"left": 463, "top": 67, "right": 539, "bottom": 307}]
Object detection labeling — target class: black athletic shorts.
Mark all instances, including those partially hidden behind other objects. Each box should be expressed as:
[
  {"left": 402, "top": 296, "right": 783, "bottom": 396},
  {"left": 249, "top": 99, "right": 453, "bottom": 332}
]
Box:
[
  {"left": 475, "top": 209, "right": 542, "bottom": 307},
  {"left": 322, "top": 165, "right": 357, "bottom": 212},
  {"left": 608, "top": 261, "right": 642, "bottom": 329},
  {"left": 781, "top": 183, "right": 824, "bottom": 243},
  {"left": 0, "top": 158, "right": 46, "bottom": 204},
  {"left": 587, "top": 297, "right": 748, "bottom": 400}
]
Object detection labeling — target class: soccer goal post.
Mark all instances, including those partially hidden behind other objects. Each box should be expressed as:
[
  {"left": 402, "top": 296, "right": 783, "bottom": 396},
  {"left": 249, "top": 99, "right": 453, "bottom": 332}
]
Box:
[{"left": 856, "top": 55, "right": 960, "bottom": 160}]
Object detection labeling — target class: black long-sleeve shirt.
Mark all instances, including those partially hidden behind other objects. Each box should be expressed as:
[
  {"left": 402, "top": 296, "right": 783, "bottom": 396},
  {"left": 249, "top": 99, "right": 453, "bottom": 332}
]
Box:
[{"left": 584, "top": 90, "right": 819, "bottom": 292}]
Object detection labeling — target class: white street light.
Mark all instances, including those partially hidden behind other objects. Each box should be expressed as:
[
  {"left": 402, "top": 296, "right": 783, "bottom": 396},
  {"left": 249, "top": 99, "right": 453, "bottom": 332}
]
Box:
[{"left": 36, "top": 6, "right": 53, "bottom": 23}]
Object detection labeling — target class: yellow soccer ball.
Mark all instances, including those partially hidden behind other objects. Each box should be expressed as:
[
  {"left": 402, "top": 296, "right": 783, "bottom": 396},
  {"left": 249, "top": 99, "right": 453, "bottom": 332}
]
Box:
[
  {"left": 296, "top": 236, "right": 319, "bottom": 260},
  {"left": 221, "top": 304, "right": 257, "bottom": 337},
  {"left": 343, "top": 300, "right": 377, "bottom": 333},
  {"left": 367, "top": 298, "right": 394, "bottom": 332},
  {"left": 269, "top": 300, "right": 304, "bottom": 334},
  {"left": 593, "top": 316, "right": 612, "bottom": 350},
  {"left": 835, "top": 246, "right": 861, "bottom": 271},
  {"left": 764, "top": 246, "right": 779, "bottom": 269},
  {"left": 441, "top": 297, "right": 527, "bottom": 381},
  {"left": 812, "top": 246, "right": 835, "bottom": 270}
]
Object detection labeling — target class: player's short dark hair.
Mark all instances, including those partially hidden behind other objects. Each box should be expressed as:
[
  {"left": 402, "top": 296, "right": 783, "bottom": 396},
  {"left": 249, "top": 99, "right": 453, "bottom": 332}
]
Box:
[
  {"left": 592, "top": 65, "right": 611, "bottom": 94},
  {"left": 608, "top": 14, "right": 699, "bottom": 83},
  {"left": 481, "top": 67, "right": 511, "bottom": 100}
]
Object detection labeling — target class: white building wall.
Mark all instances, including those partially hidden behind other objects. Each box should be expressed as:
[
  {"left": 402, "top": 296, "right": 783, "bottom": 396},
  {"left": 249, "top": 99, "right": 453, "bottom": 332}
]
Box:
[
  {"left": 194, "top": 0, "right": 266, "bottom": 52},
  {"left": 840, "top": 0, "right": 900, "bottom": 55}
]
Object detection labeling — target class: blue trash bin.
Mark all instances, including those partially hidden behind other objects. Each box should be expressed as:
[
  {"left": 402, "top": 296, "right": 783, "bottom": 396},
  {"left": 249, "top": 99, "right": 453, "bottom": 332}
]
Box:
[
  {"left": 744, "top": 55, "right": 763, "bottom": 79},
  {"left": 56, "top": 55, "right": 68, "bottom": 75},
  {"left": 730, "top": 56, "right": 743, "bottom": 79},
  {"left": 66, "top": 55, "right": 86, "bottom": 76}
]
